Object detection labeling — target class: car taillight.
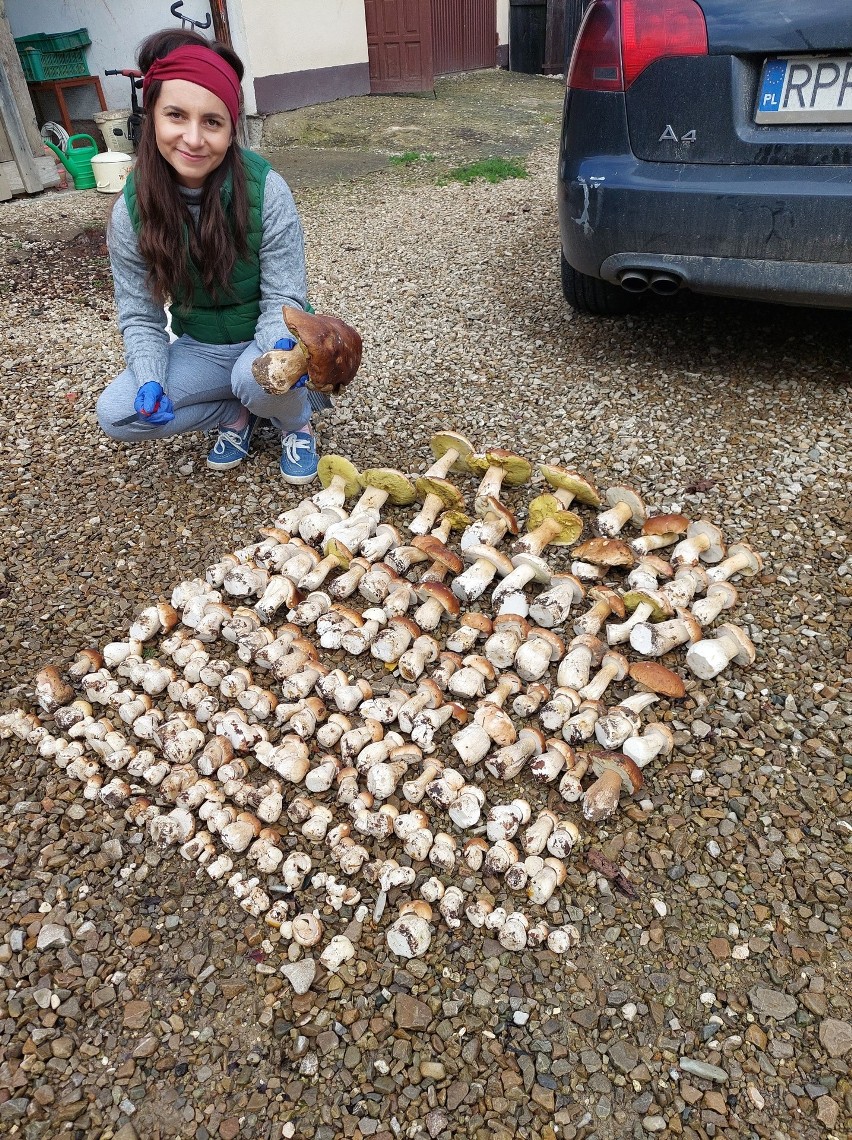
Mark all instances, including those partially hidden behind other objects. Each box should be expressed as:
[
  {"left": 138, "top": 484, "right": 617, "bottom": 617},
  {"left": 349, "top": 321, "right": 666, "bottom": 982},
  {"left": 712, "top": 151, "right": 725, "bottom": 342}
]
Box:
[
  {"left": 621, "top": 0, "right": 708, "bottom": 87},
  {"left": 568, "top": 0, "right": 708, "bottom": 93},
  {"left": 567, "top": 0, "right": 623, "bottom": 92}
]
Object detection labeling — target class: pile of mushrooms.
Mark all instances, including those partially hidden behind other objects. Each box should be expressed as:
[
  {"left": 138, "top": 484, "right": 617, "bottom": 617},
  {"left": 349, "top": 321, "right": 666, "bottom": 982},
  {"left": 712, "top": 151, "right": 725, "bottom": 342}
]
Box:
[{"left": 2, "top": 430, "right": 764, "bottom": 971}]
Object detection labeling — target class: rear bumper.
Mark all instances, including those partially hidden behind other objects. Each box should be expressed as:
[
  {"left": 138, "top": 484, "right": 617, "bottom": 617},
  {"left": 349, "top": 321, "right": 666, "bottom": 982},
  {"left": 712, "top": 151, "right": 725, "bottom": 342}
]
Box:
[
  {"left": 558, "top": 143, "right": 852, "bottom": 308},
  {"left": 599, "top": 252, "right": 852, "bottom": 309}
]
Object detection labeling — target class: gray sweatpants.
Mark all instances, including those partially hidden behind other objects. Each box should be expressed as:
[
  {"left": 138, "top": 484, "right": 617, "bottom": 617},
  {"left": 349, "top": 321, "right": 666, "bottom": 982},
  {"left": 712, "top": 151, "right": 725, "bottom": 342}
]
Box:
[{"left": 96, "top": 335, "right": 311, "bottom": 442}]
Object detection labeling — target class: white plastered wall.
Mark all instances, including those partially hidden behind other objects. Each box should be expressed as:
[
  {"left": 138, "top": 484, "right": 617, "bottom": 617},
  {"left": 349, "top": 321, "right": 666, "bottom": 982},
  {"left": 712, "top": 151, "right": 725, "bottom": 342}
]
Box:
[
  {"left": 4, "top": 0, "right": 193, "bottom": 111},
  {"left": 239, "top": 0, "right": 367, "bottom": 84},
  {"left": 497, "top": 0, "right": 509, "bottom": 47}
]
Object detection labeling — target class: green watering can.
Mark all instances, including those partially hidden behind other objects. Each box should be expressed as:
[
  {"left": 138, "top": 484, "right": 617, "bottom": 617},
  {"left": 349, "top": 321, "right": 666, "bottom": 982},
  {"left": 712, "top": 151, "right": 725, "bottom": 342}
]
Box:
[{"left": 44, "top": 133, "right": 98, "bottom": 190}]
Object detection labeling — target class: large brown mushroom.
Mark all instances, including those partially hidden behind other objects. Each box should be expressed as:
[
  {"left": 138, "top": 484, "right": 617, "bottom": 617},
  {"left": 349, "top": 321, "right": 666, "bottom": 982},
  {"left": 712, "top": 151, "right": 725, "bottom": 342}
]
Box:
[{"left": 251, "top": 306, "right": 362, "bottom": 394}]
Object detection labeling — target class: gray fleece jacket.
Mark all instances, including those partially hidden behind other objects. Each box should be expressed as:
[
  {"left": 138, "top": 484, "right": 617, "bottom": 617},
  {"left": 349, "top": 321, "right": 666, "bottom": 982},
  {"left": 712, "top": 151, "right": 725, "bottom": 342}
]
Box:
[{"left": 107, "top": 169, "right": 308, "bottom": 390}]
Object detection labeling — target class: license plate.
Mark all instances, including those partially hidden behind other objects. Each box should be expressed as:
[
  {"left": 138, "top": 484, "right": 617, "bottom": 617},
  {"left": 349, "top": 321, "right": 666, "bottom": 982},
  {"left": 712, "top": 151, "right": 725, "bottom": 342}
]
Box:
[{"left": 756, "top": 55, "right": 852, "bottom": 124}]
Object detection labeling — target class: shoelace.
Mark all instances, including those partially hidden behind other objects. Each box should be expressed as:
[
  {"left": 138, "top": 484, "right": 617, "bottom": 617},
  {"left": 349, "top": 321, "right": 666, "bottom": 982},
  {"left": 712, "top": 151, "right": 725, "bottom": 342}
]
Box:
[
  {"left": 214, "top": 427, "right": 251, "bottom": 456},
  {"left": 281, "top": 432, "right": 313, "bottom": 464}
]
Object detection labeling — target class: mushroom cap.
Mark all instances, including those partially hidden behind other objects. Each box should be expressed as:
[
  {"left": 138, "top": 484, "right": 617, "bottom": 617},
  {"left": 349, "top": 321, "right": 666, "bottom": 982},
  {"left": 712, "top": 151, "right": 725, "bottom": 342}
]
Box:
[
  {"left": 589, "top": 751, "right": 644, "bottom": 793},
  {"left": 634, "top": 553, "right": 675, "bottom": 580},
  {"left": 588, "top": 585, "right": 626, "bottom": 618},
  {"left": 493, "top": 613, "right": 531, "bottom": 637},
  {"left": 465, "top": 544, "right": 515, "bottom": 577},
  {"left": 705, "top": 580, "right": 739, "bottom": 607},
  {"left": 438, "top": 508, "right": 473, "bottom": 533},
  {"left": 414, "top": 475, "right": 465, "bottom": 509},
  {"left": 317, "top": 454, "right": 361, "bottom": 498},
  {"left": 462, "top": 653, "right": 497, "bottom": 682},
  {"left": 478, "top": 496, "right": 520, "bottom": 534},
  {"left": 416, "top": 580, "right": 460, "bottom": 616},
  {"left": 460, "top": 612, "right": 493, "bottom": 635},
  {"left": 570, "top": 633, "right": 607, "bottom": 664},
  {"left": 686, "top": 519, "right": 727, "bottom": 562},
  {"left": 600, "top": 649, "right": 629, "bottom": 680},
  {"left": 510, "top": 551, "right": 552, "bottom": 583},
  {"left": 539, "top": 464, "right": 601, "bottom": 507},
  {"left": 322, "top": 536, "right": 354, "bottom": 566},
  {"left": 642, "top": 512, "right": 689, "bottom": 536},
  {"left": 469, "top": 448, "right": 532, "bottom": 486},
  {"left": 282, "top": 305, "right": 362, "bottom": 391},
  {"left": 628, "top": 660, "right": 686, "bottom": 697},
  {"left": 412, "top": 535, "right": 463, "bottom": 574},
  {"left": 676, "top": 608, "right": 704, "bottom": 646},
  {"left": 429, "top": 431, "right": 476, "bottom": 473},
  {"left": 717, "top": 622, "right": 757, "bottom": 666},
  {"left": 546, "top": 572, "right": 586, "bottom": 601},
  {"left": 533, "top": 628, "right": 566, "bottom": 661},
  {"left": 621, "top": 589, "right": 672, "bottom": 621},
  {"left": 603, "top": 485, "right": 646, "bottom": 528},
  {"left": 360, "top": 468, "right": 417, "bottom": 505},
  {"left": 573, "top": 537, "right": 635, "bottom": 568},
  {"left": 646, "top": 722, "right": 675, "bottom": 752}
]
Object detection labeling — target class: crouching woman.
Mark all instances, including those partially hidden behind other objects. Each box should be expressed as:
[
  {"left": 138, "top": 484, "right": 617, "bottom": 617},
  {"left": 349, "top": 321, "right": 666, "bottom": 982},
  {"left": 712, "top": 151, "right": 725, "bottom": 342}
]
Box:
[{"left": 97, "top": 27, "right": 319, "bottom": 483}]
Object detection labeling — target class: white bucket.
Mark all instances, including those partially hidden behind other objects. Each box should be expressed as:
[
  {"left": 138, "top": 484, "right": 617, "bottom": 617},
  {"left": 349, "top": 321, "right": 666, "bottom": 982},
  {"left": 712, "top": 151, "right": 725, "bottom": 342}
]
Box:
[
  {"left": 91, "top": 151, "right": 136, "bottom": 193},
  {"left": 93, "top": 109, "right": 135, "bottom": 154}
]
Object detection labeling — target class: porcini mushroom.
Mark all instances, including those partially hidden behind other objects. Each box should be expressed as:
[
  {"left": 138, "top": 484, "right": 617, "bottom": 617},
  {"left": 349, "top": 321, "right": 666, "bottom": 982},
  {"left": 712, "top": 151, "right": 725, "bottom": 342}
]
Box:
[
  {"left": 629, "top": 607, "right": 702, "bottom": 658},
  {"left": 670, "top": 519, "right": 726, "bottom": 568},
  {"left": 573, "top": 586, "right": 625, "bottom": 637},
  {"left": 485, "top": 727, "right": 545, "bottom": 780},
  {"left": 631, "top": 513, "right": 690, "bottom": 555},
  {"left": 579, "top": 649, "right": 629, "bottom": 701},
  {"left": 606, "top": 589, "right": 673, "bottom": 646},
  {"left": 622, "top": 722, "right": 675, "bottom": 767},
  {"left": 311, "top": 455, "right": 362, "bottom": 510},
  {"left": 582, "top": 752, "right": 644, "bottom": 822},
  {"left": 452, "top": 543, "right": 514, "bottom": 604},
  {"left": 704, "top": 541, "right": 763, "bottom": 584},
  {"left": 685, "top": 621, "right": 756, "bottom": 679},
  {"left": 514, "top": 628, "right": 565, "bottom": 683},
  {"left": 691, "top": 581, "right": 739, "bottom": 627},
  {"left": 528, "top": 573, "right": 586, "bottom": 629},
  {"left": 252, "top": 305, "right": 362, "bottom": 394},
  {"left": 468, "top": 448, "right": 532, "bottom": 512},
  {"left": 597, "top": 485, "right": 646, "bottom": 537},
  {"left": 539, "top": 464, "right": 601, "bottom": 509},
  {"left": 593, "top": 691, "right": 659, "bottom": 749},
  {"left": 511, "top": 494, "right": 583, "bottom": 558}
]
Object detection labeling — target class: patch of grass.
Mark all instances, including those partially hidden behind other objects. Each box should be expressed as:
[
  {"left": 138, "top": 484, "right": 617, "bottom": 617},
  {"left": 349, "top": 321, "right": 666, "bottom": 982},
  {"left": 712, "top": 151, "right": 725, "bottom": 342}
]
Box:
[
  {"left": 440, "top": 157, "right": 528, "bottom": 185},
  {"left": 389, "top": 151, "right": 436, "bottom": 166}
]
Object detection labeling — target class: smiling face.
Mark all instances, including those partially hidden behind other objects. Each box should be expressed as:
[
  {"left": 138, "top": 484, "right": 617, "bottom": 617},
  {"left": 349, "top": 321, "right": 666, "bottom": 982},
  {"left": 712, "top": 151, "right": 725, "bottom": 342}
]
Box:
[{"left": 153, "top": 78, "right": 233, "bottom": 188}]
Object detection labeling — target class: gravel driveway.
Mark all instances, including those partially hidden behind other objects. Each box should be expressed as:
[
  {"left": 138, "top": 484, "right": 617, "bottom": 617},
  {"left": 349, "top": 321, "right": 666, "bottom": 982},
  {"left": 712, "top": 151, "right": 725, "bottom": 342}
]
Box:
[{"left": 0, "top": 113, "right": 850, "bottom": 1140}]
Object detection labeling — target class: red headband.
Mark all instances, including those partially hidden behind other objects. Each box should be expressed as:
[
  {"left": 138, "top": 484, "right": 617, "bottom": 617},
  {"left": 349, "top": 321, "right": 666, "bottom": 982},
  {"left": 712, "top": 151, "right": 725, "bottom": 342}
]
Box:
[{"left": 143, "top": 44, "right": 240, "bottom": 126}]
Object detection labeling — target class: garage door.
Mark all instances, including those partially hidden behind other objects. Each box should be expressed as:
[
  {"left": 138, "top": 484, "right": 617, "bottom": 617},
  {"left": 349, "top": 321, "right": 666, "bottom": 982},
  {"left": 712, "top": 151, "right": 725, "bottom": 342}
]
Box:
[{"left": 432, "top": 0, "right": 497, "bottom": 75}]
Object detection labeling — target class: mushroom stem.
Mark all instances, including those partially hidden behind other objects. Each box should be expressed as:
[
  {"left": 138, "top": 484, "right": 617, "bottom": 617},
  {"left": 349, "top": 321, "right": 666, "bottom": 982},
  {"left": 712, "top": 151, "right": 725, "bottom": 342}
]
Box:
[
  {"left": 582, "top": 768, "right": 624, "bottom": 821},
  {"left": 512, "top": 516, "right": 564, "bottom": 558},
  {"left": 705, "top": 543, "right": 762, "bottom": 583},
  {"left": 629, "top": 612, "right": 702, "bottom": 657},
  {"left": 596, "top": 500, "right": 632, "bottom": 536}
]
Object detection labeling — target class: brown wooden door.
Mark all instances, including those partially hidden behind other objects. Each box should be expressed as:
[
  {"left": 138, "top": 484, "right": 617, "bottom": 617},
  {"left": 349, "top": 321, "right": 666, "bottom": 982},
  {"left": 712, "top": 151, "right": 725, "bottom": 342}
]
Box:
[
  {"left": 365, "top": 0, "right": 434, "bottom": 93},
  {"left": 433, "top": 0, "right": 497, "bottom": 74}
]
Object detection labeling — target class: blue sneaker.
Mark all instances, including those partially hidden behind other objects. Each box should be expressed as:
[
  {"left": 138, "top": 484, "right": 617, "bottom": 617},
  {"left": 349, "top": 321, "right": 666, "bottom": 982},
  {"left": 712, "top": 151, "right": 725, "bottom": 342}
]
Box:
[
  {"left": 280, "top": 430, "right": 319, "bottom": 484},
  {"left": 207, "top": 414, "right": 258, "bottom": 471}
]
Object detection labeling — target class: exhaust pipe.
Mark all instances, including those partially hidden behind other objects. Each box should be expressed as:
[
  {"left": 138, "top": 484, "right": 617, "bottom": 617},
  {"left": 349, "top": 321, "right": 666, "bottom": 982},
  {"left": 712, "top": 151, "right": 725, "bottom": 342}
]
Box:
[
  {"left": 619, "top": 269, "right": 650, "bottom": 294},
  {"left": 648, "top": 271, "right": 682, "bottom": 296}
]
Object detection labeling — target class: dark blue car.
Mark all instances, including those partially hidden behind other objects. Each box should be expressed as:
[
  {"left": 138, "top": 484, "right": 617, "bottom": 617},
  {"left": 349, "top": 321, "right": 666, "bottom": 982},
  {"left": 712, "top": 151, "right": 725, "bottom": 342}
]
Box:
[{"left": 558, "top": 0, "right": 852, "bottom": 314}]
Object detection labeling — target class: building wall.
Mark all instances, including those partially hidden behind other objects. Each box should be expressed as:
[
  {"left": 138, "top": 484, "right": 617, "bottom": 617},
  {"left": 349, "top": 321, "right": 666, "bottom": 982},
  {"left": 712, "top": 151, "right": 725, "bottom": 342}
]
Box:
[
  {"left": 496, "top": 0, "right": 509, "bottom": 66},
  {"left": 242, "top": 0, "right": 370, "bottom": 114},
  {"left": 5, "top": 0, "right": 174, "bottom": 112}
]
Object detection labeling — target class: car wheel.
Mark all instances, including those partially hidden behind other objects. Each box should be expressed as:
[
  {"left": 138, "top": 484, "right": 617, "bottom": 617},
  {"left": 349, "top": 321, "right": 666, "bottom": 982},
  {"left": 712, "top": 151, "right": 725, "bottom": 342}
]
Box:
[{"left": 560, "top": 251, "right": 643, "bottom": 316}]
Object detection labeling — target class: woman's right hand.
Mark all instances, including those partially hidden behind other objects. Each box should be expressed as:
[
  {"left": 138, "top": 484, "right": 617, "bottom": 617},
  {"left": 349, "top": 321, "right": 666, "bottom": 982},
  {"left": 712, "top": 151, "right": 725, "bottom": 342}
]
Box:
[{"left": 134, "top": 381, "right": 175, "bottom": 424}]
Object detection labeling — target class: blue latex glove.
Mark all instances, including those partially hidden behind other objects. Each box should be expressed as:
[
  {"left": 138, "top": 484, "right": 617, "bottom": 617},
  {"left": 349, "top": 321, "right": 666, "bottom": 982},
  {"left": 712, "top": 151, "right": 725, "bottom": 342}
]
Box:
[
  {"left": 274, "top": 337, "right": 309, "bottom": 388},
  {"left": 133, "top": 381, "right": 175, "bottom": 425}
]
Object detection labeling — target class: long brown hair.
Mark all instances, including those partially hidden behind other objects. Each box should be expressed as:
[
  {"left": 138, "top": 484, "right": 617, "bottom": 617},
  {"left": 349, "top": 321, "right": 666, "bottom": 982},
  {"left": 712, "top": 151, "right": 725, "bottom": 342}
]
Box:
[{"left": 133, "top": 28, "right": 249, "bottom": 307}]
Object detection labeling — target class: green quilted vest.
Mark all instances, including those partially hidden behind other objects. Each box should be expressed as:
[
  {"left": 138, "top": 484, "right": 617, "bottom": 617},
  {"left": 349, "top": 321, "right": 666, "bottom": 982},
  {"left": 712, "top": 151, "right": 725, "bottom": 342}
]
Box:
[{"left": 123, "top": 148, "right": 271, "bottom": 344}]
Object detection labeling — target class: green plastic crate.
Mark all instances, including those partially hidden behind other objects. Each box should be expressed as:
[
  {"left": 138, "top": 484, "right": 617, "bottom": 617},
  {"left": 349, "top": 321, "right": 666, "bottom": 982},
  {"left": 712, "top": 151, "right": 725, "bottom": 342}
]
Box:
[{"left": 15, "top": 28, "right": 91, "bottom": 82}]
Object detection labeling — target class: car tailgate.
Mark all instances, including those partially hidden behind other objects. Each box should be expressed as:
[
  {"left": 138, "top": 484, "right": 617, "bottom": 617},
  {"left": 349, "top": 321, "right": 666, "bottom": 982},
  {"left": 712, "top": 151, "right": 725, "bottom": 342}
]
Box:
[{"left": 625, "top": 0, "right": 852, "bottom": 165}]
